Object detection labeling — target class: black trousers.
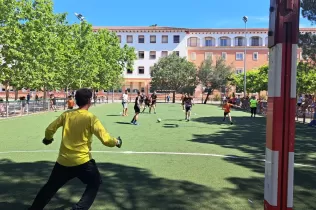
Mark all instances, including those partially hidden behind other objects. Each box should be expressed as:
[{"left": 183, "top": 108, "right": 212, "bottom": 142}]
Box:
[
  {"left": 251, "top": 107, "right": 257, "bottom": 115},
  {"left": 29, "top": 159, "right": 102, "bottom": 210}
]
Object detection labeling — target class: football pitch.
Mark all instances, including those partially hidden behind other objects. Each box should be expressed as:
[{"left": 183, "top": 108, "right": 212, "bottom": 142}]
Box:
[{"left": 0, "top": 103, "right": 315, "bottom": 210}]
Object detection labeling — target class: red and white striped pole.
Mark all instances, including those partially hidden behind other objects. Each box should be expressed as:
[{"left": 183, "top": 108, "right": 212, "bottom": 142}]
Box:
[{"left": 264, "top": 0, "right": 300, "bottom": 210}]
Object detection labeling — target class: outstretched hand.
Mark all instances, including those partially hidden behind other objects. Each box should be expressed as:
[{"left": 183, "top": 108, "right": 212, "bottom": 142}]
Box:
[
  {"left": 116, "top": 136, "right": 122, "bottom": 148},
  {"left": 42, "top": 138, "right": 53, "bottom": 145}
]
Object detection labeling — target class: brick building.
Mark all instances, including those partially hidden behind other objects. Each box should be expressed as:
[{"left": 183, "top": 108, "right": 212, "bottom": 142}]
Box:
[{"left": 1, "top": 27, "right": 316, "bottom": 98}]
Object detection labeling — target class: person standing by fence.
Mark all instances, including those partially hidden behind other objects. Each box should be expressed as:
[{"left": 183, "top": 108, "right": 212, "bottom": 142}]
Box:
[
  {"left": 121, "top": 90, "right": 128, "bottom": 117},
  {"left": 0, "top": 98, "right": 5, "bottom": 117},
  {"left": 250, "top": 96, "right": 258, "bottom": 118}
]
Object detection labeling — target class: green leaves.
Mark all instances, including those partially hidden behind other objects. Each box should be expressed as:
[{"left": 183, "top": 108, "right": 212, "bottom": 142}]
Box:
[
  {"left": 150, "top": 53, "right": 198, "bottom": 93},
  {"left": 301, "top": 0, "right": 316, "bottom": 24},
  {"left": 297, "top": 63, "right": 316, "bottom": 94},
  {"left": 299, "top": 1, "right": 316, "bottom": 67},
  {"left": 0, "top": 0, "right": 136, "bottom": 98},
  {"left": 197, "top": 57, "right": 233, "bottom": 91},
  {"left": 232, "top": 65, "right": 268, "bottom": 94}
]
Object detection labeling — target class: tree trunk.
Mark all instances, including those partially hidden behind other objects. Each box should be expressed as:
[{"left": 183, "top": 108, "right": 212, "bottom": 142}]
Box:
[
  {"left": 64, "top": 86, "right": 68, "bottom": 110},
  {"left": 204, "top": 91, "right": 210, "bottom": 104},
  {"left": 172, "top": 91, "right": 176, "bottom": 103},
  {"left": 14, "top": 89, "right": 18, "bottom": 101},
  {"left": 5, "top": 82, "right": 9, "bottom": 102},
  {"left": 43, "top": 86, "right": 47, "bottom": 109},
  {"left": 43, "top": 86, "right": 47, "bottom": 100},
  {"left": 112, "top": 89, "right": 114, "bottom": 103}
]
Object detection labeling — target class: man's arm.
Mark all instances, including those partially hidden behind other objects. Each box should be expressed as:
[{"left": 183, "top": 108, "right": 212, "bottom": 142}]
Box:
[
  {"left": 45, "top": 113, "right": 64, "bottom": 140},
  {"left": 92, "top": 118, "right": 119, "bottom": 147}
]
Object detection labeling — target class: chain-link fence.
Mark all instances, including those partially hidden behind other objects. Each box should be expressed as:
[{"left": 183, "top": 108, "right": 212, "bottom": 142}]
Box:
[{"left": 0, "top": 97, "right": 109, "bottom": 119}]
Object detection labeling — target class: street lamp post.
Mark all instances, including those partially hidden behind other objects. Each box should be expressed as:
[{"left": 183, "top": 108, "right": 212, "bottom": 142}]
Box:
[
  {"left": 243, "top": 16, "right": 248, "bottom": 97},
  {"left": 75, "top": 13, "right": 85, "bottom": 88}
]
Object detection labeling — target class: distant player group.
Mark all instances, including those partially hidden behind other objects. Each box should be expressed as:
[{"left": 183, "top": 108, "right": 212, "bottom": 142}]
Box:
[
  {"left": 121, "top": 90, "right": 259, "bottom": 126},
  {"left": 121, "top": 90, "right": 157, "bottom": 125}
]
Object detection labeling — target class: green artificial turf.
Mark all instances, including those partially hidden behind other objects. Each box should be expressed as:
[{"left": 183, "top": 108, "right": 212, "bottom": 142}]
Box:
[{"left": 0, "top": 103, "right": 315, "bottom": 210}]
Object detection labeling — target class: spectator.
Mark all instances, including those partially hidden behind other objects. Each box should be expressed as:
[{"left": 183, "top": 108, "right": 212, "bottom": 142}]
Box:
[
  {"left": 0, "top": 98, "right": 5, "bottom": 117},
  {"left": 27, "top": 93, "right": 31, "bottom": 104}
]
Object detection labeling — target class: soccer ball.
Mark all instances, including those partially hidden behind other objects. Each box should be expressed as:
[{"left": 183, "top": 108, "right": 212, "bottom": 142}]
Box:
[{"left": 157, "top": 118, "right": 161, "bottom": 122}]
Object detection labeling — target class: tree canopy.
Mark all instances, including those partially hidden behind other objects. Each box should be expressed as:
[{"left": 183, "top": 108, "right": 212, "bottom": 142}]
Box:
[
  {"left": 0, "top": 0, "right": 136, "bottom": 101},
  {"left": 197, "top": 57, "right": 233, "bottom": 103},
  {"left": 299, "top": 0, "right": 316, "bottom": 66},
  {"left": 150, "top": 53, "right": 198, "bottom": 102},
  {"left": 232, "top": 65, "right": 268, "bottom": 94},
  {"left": 301, "top": 0, "right": 316, "bottom": 24}
]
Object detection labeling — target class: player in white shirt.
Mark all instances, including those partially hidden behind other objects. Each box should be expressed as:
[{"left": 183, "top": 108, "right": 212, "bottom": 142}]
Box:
[{"left": 122, "top": 90, "right": 129, "bottom": 116}]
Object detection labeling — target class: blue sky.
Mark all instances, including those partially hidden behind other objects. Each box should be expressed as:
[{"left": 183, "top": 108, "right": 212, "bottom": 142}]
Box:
[{"left": 53, "top": 0, "right": 315, "bottom": 28}]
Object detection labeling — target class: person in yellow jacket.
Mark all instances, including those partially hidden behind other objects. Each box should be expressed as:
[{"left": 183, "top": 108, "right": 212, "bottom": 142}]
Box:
[
  {"left": 250, "top": 96, "right": 258, "bottom": 117},
  {"left": 29, "top": 88, "right": 122, "bottom": 210}
]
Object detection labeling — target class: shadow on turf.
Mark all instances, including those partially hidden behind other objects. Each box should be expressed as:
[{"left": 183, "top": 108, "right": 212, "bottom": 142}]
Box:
[
  {"left": 115, "top": 122, "right": 132, "bottom": 125},
  {"left": 0, "top": 159, "right": 234, "bottom": 210},
  {"left": 191, "top": 115, "right": 316, "bottom": 209}
]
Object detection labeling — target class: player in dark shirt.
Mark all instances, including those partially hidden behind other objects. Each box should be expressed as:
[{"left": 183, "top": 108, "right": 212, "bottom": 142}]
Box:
[
  {"left": 131, "top": 91, "right": 141, "bottom": 125},
  {"left": 141, "top": 95, "right": 151, "bottom": 113},
  {"left": 149, "top": 91, "right": 157, "bottom": 114},
  {"left": 183, "top": 94, "right": 194, "bottom": 121},
  {"left": 139, "top": 92, "right": 145, "bottom": 109}
]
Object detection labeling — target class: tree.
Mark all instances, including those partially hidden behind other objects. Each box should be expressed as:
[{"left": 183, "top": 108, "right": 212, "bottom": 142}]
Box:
[
  {"left": 150, "top": 53, "right": 198, "bottom": 103},
  {"left": 232, "top": 65, "right": 268, "bottom": 95},
  {"left": 0, "top": 0, "right": 27, "bottom": 101},
  {"left": 297, "top": 62, "right": 316, "bottom": 94},
  {"left": 301, "top": 0, "right": 316, "bottom": 24},
  {"left": 91, "top": 29, "right": 136, "bottom": 91},
  {"left": 299, "top": 0, "right": 316, "bottom": 66},
  {"left": 197, "top": 58, "right": 233, "bottom": 104},
  {"left": 19, "top": 0, "right": 66, "bottom": 99}
]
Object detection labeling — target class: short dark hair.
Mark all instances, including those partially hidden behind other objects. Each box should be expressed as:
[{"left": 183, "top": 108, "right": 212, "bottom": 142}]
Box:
[{"left": 75, "top": 88, "right": 92, "bottom": 107}]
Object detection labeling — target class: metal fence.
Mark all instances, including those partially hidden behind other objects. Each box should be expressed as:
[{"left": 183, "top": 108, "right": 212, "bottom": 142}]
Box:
[{"left": 0, "top": 98, "right": 109, "bottom": 119}]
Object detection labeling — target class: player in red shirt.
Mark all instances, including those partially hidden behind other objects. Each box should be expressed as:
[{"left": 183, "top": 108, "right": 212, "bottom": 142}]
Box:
[{"left": 222, "top": 100, "right": 238, "bottom": 125}]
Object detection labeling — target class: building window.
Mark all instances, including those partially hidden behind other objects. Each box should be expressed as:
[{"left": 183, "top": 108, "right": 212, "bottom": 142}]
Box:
[
  {"left": 251, "top": 37, "right": 260, "bottom": 46},
  {"left": 118, "top": 35, "right": 121, "bottom": 43},
  {"left": 235, "top": 68, "right": 244, "bottom": 74},
  {"left": 253, "top": 52, "right": 258, "bottom": 61},
  {"left": 138, "top": 35, "right": 145, "bottom": 43},
  {"left": 127, "top": 69, "right": 133, "bottom": 74},
  {"left": 235, "top": 37, "right": 244, "bottom": 46},
  {"left": 205, "top": 37, "right": 214, "bottom": 46},
  {"left": 150, "top": 35, "right": 156, "bottom": 43},
  {"left": 222, "top": 52, "right": 227, "bottom": 60},
  {"left": 162, "top": 35, "right": 168, "bottom": 43},
  {"left": 187, "top": 37, "right": 199, "bottom": 47},
  {"left": 138, "top": 66, "right": 145, "bottom": 74},
  {"left": 191, "top": 52, "right": 196, "bottom": 60},
  {"left": 236, "top": 52, "right": 244, "bottom": 61},
  {"left": 150, "top": 51, "right": 156, "bottom": 59},
  {"left": 205, "top": 52, "right": 212, "bottom": 60},
  {"left": 138, "top": 51, "right": 145, "bottom": 59},
  {"left": 174, "top": 51, "right": 180, "bottom": 56},
  {"left": 173, "top": 35, "right": 180, "bottom": 43},
  {"left": 220, "top": 38, "right": 228, "bottom": 46},
  {"left": 127, "top": 35, "right": 133, "bottom": 43},
  {"left": 161, "top": 51, "right": 168, "bottom": 57}
]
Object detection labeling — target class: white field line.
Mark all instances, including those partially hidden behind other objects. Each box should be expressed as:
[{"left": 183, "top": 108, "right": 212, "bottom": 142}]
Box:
[{"left": 0, "top": 150, "right": 314, "bottom": 168}]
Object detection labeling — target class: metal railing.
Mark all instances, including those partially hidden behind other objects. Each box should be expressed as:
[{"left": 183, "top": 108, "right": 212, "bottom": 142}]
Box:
[{"left": 0, "top": 97, "right": 109, "bottom": 119}]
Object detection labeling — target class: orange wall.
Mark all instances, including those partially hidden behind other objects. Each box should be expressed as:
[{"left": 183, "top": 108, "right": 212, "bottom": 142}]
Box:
[{"left": 188, "top": 48, "right": 302, "bottom": 71}]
